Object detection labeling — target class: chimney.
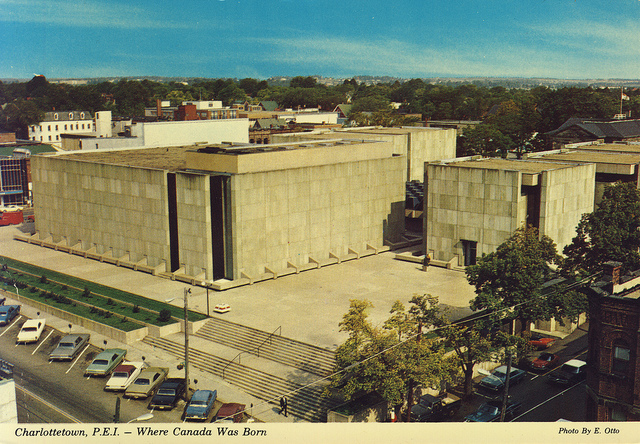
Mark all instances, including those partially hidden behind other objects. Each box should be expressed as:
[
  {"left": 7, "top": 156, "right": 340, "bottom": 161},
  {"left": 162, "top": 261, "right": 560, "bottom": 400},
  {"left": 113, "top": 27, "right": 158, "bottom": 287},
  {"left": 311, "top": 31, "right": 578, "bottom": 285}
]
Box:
[
  {"left": 603, "top": 261, "right": 622, "bottom": 286},
  {"left": 156, "top": 99, "right": 162, "bottom": 118}
]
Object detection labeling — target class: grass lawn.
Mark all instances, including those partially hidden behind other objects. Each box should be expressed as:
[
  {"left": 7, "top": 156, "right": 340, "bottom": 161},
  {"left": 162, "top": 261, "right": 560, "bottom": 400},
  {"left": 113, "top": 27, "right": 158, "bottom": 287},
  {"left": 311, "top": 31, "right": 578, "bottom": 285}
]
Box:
[{"left": 0, "top": 256, "right": 207, "bottom": 328}]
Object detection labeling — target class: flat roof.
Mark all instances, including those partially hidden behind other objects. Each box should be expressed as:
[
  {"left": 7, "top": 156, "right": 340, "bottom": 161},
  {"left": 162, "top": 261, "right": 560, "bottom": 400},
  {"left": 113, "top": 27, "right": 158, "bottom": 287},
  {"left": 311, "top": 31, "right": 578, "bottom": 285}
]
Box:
[
  {"left": 538, "top": 150, "right": 640, "bottom": 166},
  {"left": 572, "top": 143, "right": 640, "bottom": 154},
  {"left": 51, "top": 146, "right": 190, "bottom": 171},
  {"left": 434, "top": 157, "right": 581, "bottom": 174}
]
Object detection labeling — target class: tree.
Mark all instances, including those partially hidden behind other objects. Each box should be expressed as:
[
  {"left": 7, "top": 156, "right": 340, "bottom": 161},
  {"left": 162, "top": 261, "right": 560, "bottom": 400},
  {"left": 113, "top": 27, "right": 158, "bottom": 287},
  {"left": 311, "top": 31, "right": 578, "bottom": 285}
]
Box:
[
  {"left": 441, "top": 323, "right": 495, "bottom": 399},
  {"left": 327, "top": 297, "right": 453, "bottom": 421},
  {"left": 466, "top": 225, "right": 562, "bottom": 334},
  {"left": 289, "top": 76, "right": 317, "bottom": 89},
  {"left": 0, "top": 98, "right": 44, "bottom": 138},
  {"left": 563, "top": 181, "right": 640, "bottom": 276}
]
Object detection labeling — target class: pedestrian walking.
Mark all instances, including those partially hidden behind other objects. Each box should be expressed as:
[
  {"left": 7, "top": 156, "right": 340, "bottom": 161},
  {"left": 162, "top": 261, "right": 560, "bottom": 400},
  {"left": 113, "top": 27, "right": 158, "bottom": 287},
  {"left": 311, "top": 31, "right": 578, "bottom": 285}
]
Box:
[
  {"left": 279, "top": 396, "right": 285, "bottom": 415},
  {"left": 283, "top": 396, "right": 288, "bottom": 417}
]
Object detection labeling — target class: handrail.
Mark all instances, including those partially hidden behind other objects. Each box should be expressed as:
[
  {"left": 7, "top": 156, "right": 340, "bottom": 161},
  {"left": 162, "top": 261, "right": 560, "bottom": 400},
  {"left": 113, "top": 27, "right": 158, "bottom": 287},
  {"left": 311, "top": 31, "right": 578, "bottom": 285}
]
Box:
[{"left": 222, "top": 325, "right": 281, "bottom": 380}]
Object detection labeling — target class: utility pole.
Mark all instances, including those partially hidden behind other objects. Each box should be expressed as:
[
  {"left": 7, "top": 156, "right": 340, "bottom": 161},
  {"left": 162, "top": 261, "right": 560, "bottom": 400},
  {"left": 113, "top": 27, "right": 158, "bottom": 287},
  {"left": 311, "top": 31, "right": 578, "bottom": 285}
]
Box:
[
  {"left": 500, "top": 352, "right": 513, "bottom": 422},
  {"left": 184, "top": 287, "right": 191, "bottom": 391}
]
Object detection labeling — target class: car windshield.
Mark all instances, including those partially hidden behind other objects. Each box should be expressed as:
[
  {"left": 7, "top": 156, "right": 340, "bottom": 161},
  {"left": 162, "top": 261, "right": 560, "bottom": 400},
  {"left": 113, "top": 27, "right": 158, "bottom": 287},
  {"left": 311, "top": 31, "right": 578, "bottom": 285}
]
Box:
[
  {"left": 112, "top": 372, "right": 129, "bottom": 378},
  {"left": 478, "top": 404, "right": 499, "bottom": 415},
  {"left": 134, "top": 378, "right": 150, "bottom": 385},
  {"left": 157, "top": 389, "right": 175, "bottom": 395},
  {"left": 492, "top": 370, "right": 506, "bottom": 379},
  {"left": 93, "top": 359, "right": 109, "bottom": 365},
  {"left": 59, "top": 342, "right": 74, "bottom": 347},
  {"left": 561, "top": 365, "right": 578, "bottom": 374},
  {"left": 191, "top": 400, "right": 207, "bottom": 406},
  {"left": 22, "top": 327, "right": 37, "bottom": 332},
  {"left": 539, "top": 353, "right": 553, "bottom": 361}
]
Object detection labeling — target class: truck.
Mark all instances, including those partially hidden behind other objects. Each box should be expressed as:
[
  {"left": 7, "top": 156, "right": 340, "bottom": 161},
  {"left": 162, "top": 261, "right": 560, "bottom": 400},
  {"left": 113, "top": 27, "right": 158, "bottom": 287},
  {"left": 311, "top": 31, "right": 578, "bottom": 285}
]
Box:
[
  {"left": 410, "top": 393, "right": 461, "bottom": 422},
  {"left": 0, "top": 210, "right": 23, "bottom": 226}
]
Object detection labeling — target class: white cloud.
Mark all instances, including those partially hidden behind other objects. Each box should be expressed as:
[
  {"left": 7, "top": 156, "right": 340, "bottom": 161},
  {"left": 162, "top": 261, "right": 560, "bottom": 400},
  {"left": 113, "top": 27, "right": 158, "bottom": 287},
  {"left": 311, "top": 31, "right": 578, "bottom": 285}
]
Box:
[{"left": 0, "top": 0, "right": 192, "bottom": 29}]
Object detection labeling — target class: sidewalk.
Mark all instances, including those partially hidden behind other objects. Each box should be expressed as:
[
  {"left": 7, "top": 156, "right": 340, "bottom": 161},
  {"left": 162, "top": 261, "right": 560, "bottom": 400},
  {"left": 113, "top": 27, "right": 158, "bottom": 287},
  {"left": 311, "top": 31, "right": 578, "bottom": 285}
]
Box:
[{"left": 0, "top": 223, "right": 480, "bottom": 422}]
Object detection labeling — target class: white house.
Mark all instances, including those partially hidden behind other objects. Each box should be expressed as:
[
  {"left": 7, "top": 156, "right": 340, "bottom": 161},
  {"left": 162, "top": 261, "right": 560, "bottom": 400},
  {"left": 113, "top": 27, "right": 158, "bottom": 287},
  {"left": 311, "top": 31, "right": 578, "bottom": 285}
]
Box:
[{"left": 29, "top": 111, "right": 95, "bottom": 146}]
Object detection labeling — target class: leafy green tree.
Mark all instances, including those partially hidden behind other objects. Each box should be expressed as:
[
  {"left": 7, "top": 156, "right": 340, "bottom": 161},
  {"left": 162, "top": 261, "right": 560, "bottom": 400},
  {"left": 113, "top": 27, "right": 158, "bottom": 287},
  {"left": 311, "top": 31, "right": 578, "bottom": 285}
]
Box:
[
  {"left": 563, "top": 181, "right": 640, "bottom": 276},
  {"left": 289, "top": 76, "right": 317, "bottom": 89},
  {"left": 441, "top": 323, "right": 496, "bottom": 399},
  {"left": 327, "top": 297, "right": 453, "bottom": 421},
  {"left": 466, "top": 225, "right": 562, "bottom": 333},
  {"left": 0, "top": 98, "right": 44, "bottom": 138}
]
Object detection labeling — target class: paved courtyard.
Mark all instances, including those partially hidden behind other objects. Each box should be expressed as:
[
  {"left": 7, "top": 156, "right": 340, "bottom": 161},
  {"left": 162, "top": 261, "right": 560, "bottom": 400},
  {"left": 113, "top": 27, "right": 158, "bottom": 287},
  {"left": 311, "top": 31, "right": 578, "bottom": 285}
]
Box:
[{"left": 1, "top": 224, "right": 477, "bottom": 350}]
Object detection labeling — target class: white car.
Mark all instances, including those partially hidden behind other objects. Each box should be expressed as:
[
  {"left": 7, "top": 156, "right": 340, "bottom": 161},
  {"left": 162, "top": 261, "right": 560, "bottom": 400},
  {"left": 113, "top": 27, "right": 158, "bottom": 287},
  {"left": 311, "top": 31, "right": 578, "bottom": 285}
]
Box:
[
  {"left": 104, "top": 362, "right": 147, "bottom": 391},
  {"left": 16, "top": 319, "right": 46, "bottom": 344}
]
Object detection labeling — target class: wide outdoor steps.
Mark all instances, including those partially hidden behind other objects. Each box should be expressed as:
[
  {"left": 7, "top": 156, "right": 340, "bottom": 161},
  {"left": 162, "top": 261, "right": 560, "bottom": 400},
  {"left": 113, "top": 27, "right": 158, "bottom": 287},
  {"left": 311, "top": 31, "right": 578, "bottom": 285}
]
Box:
[
  {"left": 142, "top": 336, "right": 341, "bottom": 422},
  {"left": 194, "top": 318, "right": 336, "bottom": 377}
]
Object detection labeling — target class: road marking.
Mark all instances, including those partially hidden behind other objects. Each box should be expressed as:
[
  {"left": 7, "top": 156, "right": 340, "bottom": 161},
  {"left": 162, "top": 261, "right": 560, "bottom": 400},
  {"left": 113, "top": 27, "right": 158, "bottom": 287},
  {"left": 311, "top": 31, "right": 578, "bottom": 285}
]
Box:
[
  {"left": 15, "top": 384, "right": 82, "bottom": 423},
  {"left": 0, "top": 316, "right": 21, "bottom": 337},
  {"left": 510, "top": 381, "right": 585, "bottom": 421},
  {"left": 32, "top": 330, "right": 54, "bottom": 355},
  {"left": 66, "top": 344, "right": 90, "bottom": 374}
]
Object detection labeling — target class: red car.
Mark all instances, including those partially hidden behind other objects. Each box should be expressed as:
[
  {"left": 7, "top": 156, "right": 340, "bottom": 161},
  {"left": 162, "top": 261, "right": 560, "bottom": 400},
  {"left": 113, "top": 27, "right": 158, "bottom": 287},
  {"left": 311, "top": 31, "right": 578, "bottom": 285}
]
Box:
[
  {"left": 530, "top": 352, "right": 559, "bottom": 371},
  {"left": 529, "top": 335, "right": 556, "bottom": 350}
]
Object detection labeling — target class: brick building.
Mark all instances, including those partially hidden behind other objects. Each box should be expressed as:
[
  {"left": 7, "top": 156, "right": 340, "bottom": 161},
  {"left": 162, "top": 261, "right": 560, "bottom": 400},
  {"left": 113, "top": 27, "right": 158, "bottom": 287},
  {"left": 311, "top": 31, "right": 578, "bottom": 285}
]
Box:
[{"left": 584, "top": 261, "right": 640, "bottom": 421}]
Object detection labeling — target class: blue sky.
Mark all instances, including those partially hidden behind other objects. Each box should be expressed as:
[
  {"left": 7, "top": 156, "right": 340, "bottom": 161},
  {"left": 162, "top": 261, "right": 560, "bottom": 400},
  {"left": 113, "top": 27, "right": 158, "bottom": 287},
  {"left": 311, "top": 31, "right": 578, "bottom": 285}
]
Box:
[{"left": 1, "top": 0, "right": 640, "bottom": 80}]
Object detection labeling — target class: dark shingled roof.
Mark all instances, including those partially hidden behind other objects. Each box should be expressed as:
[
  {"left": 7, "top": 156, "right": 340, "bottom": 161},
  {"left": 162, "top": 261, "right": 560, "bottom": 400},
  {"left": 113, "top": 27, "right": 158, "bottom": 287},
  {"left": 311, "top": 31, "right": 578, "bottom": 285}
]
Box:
[{"left": 547, "top": 118, "right": 640, "bottom": 139}]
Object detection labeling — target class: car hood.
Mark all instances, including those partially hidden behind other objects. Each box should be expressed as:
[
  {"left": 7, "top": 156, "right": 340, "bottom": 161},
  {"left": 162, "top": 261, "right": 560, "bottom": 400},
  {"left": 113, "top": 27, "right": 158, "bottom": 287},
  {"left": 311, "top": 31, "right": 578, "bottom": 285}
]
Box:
[
  {"left": 411, "top": 404, "right": 429, "bottom": 417},
  {"left": 465, "top": 410, "right": 497, "bottom": 422},
  {"left": 480, "top": 375, "right": 504, "bottom": 388}
]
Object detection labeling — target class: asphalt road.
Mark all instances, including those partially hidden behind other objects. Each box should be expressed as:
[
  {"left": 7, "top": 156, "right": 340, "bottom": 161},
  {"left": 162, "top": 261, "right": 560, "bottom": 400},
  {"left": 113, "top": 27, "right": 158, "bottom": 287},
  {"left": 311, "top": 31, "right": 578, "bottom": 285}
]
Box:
[
  {"left": 456, "top": 331, "right": 589, "bottom": 422},
  {"left": 0, "top": 314, "right": 186, "bottom": 424}
]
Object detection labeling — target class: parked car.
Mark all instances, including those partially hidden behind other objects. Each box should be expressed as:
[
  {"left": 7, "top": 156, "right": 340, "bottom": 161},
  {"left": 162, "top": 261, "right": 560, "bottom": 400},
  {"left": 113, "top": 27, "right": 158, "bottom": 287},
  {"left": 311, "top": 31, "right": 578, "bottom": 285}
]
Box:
[
  {"left": 478, "top": 365, "right": 527, "bottom": 392},
  {"left": 464, "top": 399, "right": 522, "bottom": 422},
  {"left": 183, "top": 389, "right": 217, "bottom": 421},
  {"left": 529, "top": 352, "right": 559, "bottom": 371},
  {"left": 124, "top": 367, "right": 169, "bottom": 399},
  {"left": 104, "top": 362, "right": 147, "bottom": 391},
  {"left": 148, "top": 377, "right": 186, "bottom": 410},
  {"left": 215, "top": 402, "right": 246, "bottom": 423},
  {"left": 410, "top": 393, "right": 461, "bottom": 422},
  {"left": 548, "top": 359, "right": 587, "bottom": 386},
  {"left": 0, "top": 305, "right": 20, "bottom": 326},
  {"left": 49, "top": 333, "right": 90, "bottom": 361},
  {"left": 16, "top": 319, "right": 45, "bottom": 344},
  {"left": 84, "top": 348, "right": 127, "bottom": 377},
  {"left": 529, "top": 334, "right": 556, "bottom": 350}
]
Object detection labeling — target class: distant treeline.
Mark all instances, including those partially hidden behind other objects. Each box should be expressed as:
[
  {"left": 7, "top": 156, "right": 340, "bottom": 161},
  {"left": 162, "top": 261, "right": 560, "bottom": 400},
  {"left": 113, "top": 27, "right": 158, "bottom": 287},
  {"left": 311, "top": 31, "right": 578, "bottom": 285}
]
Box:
[{"left": 2, "top": 75, "right": 639, "bottom": 156}]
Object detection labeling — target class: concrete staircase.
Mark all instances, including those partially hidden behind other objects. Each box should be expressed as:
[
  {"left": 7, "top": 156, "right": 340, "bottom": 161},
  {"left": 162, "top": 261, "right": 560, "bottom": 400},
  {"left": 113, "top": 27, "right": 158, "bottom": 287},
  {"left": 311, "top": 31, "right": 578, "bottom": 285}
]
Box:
[
  {"left": 142, "top": 335, "right": 341, "bottom": 422},
  {"left": 194, "top": 318, "right": 336, "bottom": 377}
]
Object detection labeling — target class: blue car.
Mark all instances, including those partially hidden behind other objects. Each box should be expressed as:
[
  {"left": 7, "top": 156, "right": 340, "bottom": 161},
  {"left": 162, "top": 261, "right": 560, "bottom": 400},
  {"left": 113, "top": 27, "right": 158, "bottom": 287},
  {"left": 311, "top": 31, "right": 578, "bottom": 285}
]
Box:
[
  {"left": 464, "top": 400, "right": 522, "bottom": 422},
  {"left": 183, "top": 389, "right": 217, "bottom": 421},
  {"left": 0, "top": 305, "right": 20, "bottom": 326}
]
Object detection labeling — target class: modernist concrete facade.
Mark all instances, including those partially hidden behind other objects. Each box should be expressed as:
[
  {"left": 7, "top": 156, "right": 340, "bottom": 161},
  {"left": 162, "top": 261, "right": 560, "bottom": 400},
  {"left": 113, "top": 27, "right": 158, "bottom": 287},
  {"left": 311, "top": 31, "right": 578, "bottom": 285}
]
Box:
[
  {"left": 425, "top": 157, "right": 596, "bottom": 267},
  {"left": 272, "top": 126, "right": 457, "bottom": 182},
  {"left": 30, "top": 139, "right": 404, "bottom": 288},
  {"left": 529, "top": 142, "right": 640, "bottom": 204}
]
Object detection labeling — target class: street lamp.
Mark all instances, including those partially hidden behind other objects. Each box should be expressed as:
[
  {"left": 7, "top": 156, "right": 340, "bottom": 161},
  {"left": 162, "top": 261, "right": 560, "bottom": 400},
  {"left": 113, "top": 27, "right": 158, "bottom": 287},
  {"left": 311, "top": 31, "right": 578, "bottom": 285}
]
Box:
[{"left": 127, "top": 413, "right": 153, "bottom": 423}]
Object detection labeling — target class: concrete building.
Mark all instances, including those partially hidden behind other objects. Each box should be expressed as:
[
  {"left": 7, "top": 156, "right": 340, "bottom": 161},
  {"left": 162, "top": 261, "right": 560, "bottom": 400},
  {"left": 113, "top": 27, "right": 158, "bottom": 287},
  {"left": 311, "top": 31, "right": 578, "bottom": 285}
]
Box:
[
  {"left": 272, "top": 126, "right": 457, "bottom": 183},
  {"left": 584, "top": 262, "right": 640, "bottom": 421},
  {"left": 28, "top": 111, "right": 94, "bottom": 146},
  {"left": 528, "top": 143, "right": 640, "bottom": 204},
  {"left": 424, "top": 157, "right": 595, "bottom": 267},
  {"left": 29, "top": 138, "right": 404, "bottom": 289}
]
